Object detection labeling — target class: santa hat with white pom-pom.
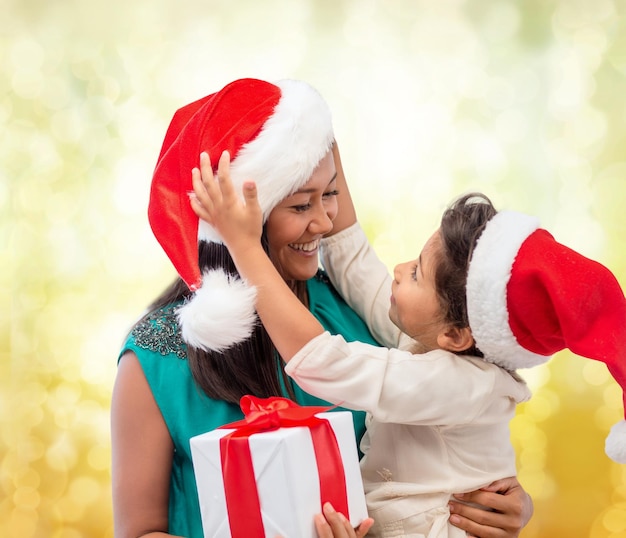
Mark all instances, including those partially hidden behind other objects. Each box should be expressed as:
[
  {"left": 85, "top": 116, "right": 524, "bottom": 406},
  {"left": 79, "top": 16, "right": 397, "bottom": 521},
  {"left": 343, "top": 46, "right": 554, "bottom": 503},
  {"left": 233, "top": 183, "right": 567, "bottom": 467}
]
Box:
[
  {"left": 466, "top": 210, "right": 626, "bottom": 463},
  {"left": 148, "top": 78, "right": 334, "bottom": 352}
]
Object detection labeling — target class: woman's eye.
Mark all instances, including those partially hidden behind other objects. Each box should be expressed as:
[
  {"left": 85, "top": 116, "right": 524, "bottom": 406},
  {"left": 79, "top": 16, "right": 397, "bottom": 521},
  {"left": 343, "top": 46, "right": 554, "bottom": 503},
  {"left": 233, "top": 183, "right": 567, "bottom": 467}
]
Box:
[
  {"left": 292, "top": 203, "right": 311, "bottom": 212},
  {"left": 323, "top": 189, "right": 339, "bottom": 199}
]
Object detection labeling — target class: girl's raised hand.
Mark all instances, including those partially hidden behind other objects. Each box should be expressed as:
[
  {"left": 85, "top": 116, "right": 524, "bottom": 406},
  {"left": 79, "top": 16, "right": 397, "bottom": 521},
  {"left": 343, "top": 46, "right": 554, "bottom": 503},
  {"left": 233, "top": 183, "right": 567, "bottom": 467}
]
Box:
[{"left": 190, "top": 150, "right": 263, "bottom": 251}]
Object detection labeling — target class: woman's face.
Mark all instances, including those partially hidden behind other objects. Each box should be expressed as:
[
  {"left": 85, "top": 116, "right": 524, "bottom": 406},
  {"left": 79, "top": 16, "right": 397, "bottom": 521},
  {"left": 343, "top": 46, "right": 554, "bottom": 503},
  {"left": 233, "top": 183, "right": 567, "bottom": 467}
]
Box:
[
  {"left": 389, "top": 230, "right": 448, "bottom": 351},
  {"left": 265, "top": 150, "right": 338, "bottom": 281}
]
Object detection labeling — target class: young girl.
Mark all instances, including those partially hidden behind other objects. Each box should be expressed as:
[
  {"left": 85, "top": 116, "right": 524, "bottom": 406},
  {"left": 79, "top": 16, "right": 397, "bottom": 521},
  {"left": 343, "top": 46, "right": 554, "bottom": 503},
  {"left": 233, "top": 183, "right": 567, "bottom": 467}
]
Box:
[{"left": 191, "top": 149, "right": 626, "bottom": 537}]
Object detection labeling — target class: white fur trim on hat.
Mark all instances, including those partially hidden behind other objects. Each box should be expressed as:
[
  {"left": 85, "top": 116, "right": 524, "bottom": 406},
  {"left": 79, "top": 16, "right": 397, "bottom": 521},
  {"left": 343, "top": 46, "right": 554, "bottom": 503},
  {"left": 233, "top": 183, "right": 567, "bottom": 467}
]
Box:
[
  {"left": 176, "top": 269, "right": 258, "bottom": 352},
  {"left": 198, "top": 79, "right": 334, "bottom": 243},
  {"left": 605, "top": 420, "right": 626, "bottom": 463},
  {"left": 467, "top": 211, "right": 547, "bottom": 370}
]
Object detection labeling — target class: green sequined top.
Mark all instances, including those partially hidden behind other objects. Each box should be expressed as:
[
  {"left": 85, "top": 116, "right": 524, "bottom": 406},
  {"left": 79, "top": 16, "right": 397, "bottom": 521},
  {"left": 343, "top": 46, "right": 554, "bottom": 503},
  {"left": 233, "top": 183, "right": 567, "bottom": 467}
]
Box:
[{"left": 119, "top": 271, "right": 380, "bottom": 538}]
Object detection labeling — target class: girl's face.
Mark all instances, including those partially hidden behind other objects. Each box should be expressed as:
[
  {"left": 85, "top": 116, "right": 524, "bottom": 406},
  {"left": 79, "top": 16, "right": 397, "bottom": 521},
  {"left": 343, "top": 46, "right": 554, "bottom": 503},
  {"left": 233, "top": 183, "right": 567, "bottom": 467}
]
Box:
[
  {"left": 389, "top": 230, "right": 449, "bottom": 351},
  {"left": 265, "top": 150, "right": 338, "bottom": 282}
]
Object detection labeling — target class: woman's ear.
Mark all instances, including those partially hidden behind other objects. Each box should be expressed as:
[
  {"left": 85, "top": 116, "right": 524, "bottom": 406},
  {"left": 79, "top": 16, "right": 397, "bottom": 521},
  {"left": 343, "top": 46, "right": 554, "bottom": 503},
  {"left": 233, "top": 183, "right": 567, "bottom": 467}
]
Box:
[{"left": 437, "top": 326, "right": 474, "bottom": 353}]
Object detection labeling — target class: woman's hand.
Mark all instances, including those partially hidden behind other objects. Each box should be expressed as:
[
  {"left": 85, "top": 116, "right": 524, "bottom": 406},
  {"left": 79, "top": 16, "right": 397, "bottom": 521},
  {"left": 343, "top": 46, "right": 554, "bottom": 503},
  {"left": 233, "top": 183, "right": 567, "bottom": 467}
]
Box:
[
  {"left": 282, "top": 502, "right": 373, "bottom": 538},
  {"left": 276, "top": 503, "right": 374, "bottom": 538},
  {"left": 314, "top": 502, "right": 374, "bottom": 538},
  {"left": 448, "top": 476, "right": 533, "bottom": 538}
]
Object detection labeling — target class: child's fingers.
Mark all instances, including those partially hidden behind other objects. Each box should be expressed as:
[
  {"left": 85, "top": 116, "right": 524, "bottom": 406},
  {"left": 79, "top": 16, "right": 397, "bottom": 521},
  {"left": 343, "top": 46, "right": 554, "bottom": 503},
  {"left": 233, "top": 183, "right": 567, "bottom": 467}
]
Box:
[
  {"left": 197, "top": 152, "right": 223, "bottom": 204},
  {"left": 242, "top": 181, "right": 262, "bottom": 213},
  {"left": 191, "top": 166, "right": 215, "bottom": 218},
  {"left": 215, "top": 150, "right": 239, "bottom": 201}
]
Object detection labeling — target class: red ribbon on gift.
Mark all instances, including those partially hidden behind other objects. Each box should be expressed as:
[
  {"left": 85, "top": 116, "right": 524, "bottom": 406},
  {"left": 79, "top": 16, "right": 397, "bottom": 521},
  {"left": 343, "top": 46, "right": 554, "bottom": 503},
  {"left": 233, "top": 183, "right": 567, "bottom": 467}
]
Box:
[{"left": 218, "top": 395, "right": 350, "bottom": 537}]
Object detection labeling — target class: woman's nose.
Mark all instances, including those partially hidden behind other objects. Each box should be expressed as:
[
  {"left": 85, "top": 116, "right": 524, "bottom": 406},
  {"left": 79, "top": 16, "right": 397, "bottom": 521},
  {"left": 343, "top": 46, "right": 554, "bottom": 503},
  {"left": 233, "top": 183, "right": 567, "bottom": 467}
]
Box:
[{"left": 308, "top": 205, "right": 334, "bottom": 235}]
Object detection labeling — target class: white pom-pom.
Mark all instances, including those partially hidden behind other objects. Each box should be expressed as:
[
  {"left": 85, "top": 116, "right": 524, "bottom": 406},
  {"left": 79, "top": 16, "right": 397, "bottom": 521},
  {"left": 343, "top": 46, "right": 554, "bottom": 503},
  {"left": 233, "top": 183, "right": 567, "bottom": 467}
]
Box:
[
  {"left": 177, "top": 269, "right": 257, "bottom": 352},
  {"left": 605, "top": 420, "right": 626, "bottom": 464}
]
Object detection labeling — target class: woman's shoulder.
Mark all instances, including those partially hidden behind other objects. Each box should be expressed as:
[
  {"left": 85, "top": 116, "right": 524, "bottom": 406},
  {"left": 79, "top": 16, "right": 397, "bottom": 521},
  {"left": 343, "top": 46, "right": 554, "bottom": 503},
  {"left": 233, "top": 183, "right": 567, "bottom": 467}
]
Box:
[{"left": 121, "top": 303, "right": 187, "bottom": 362}]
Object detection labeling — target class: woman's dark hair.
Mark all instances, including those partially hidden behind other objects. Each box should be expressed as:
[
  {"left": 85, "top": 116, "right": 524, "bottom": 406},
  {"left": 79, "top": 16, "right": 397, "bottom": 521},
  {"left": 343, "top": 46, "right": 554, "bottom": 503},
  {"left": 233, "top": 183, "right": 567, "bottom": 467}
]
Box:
[
  {"left": 434, "top": 192, "right": 497, "bottom": 357},
  {"left": 143, "top": 227, "right": 297, "bottom": 403}
]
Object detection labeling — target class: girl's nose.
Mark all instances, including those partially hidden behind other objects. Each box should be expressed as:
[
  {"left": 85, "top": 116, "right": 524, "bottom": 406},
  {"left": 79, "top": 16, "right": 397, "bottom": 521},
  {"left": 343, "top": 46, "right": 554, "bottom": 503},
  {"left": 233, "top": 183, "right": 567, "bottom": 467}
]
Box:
[{"left": 393, "top": 263, "right": 403, "bottom": 283}]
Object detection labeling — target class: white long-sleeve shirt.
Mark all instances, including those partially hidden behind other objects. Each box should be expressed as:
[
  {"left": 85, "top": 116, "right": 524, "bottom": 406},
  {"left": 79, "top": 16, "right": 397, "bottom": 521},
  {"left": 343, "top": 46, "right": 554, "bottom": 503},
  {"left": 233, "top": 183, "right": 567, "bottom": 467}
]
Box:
[{"left": 284, "top": 224, "right": 531, "bottom": 537}]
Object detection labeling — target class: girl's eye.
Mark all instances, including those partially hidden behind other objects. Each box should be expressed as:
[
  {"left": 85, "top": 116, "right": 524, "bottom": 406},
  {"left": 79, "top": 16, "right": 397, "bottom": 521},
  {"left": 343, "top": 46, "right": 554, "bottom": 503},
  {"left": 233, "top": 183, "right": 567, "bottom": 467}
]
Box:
[
  {"left": 410, "top": 264, "right": 419, "bottom": 281},
  {"left": 292, "top": 203, "right": 311, "bottom": 212},
  {"left": 323, "top": 189, "right": 339, "bottom": 199}
]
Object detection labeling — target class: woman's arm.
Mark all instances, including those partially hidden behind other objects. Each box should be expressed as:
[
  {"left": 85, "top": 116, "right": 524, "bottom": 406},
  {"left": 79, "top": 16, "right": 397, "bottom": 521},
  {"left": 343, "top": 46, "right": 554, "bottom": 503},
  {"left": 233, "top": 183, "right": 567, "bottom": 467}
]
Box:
[
  {"left": 111, "top": 351, "right": 182, "bottom": 538},
  {"left": 326, "top": 142, "right": 357, "bottom": 236},
  {"left": 321, "top": 144, "right": 411, "bottom": 349},
  {"left": 449, "top": 477, "right": 533, "bottom": 538}
]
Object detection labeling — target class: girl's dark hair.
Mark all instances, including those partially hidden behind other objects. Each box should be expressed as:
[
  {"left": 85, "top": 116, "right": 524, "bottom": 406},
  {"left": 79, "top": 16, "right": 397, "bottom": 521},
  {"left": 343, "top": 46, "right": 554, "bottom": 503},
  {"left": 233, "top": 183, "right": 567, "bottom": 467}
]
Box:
[
  {"left": 143, "top": 228, "right": 297, "bottom": 403},
  {"left": 434, "top": 192, "right": 497, "bottom": 357}
]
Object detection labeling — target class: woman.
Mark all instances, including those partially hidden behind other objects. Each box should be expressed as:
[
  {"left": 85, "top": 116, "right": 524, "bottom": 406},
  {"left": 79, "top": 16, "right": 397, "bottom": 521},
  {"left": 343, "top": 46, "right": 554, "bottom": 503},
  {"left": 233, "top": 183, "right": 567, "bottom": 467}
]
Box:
[{"left": 111, "top": 78, "right": 532, "bottom": 538}]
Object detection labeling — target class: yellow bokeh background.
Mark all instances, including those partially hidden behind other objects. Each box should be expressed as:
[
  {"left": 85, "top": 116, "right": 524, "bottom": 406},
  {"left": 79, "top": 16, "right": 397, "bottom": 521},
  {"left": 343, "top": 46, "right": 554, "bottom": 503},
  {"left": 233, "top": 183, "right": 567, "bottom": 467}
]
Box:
[{"left": 2, "top": 0, "right": 626, "bottom": 536}]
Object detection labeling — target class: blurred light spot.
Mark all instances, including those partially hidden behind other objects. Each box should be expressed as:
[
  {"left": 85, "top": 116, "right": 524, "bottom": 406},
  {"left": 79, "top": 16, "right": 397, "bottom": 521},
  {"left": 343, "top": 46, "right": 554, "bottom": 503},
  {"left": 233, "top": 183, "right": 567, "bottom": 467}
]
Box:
[
  {"left": 55, "top": 493, "right": 85, "bottom": 522},
  {"left": 13, "top": 467, "right": 41, "bottom": 490},
  {"left": 88, "top": 444, "right": 110, "bottom": 472},
  {"left": 471, "top": 134, "right": 508, "bottom": 178},
  {"left": 13, "top": 486, "right": 40, "bottom": 511},
  {"left": 44, "top": 191, "right": 82, "bottom": 225},
  {"left": 481, "top": 2, "right": 521, "bottom": 43},
  {"left": 11, "top": 70, "right": 44, "bottom": 100},
  {"left": 113, "top": 156, "right": 151, "bottom": 215},
  {"left": 484, "top": 77, "right": 516, "bottom": 110},
  {"left": 9, "top": 38, "right": 44, "bottom": 70},
  {"left": 518, "top": 469, "right": 556, "bottom": 501},
  {"left": 83, "top": 95, "right": 116, "bottom": 127},
  {"left": 46, "top": 434, "right": 78, "bottom": 473},
  {"left": 47, "top": 224, "right": 89, "bottom": 278},
  {"left": 53, "top": 529, "right": 83, "bottom": 538},
  {"left": 69, "top": 476, "right": 101, "bottom": 505},
  {"left": 564, "top": 105, "right": 607, "bottom": 152},
  {"left": 603, "top": 384, "right": 623, "bottom": 410},
  {"left": 40, "top": 76, "right": 72, "bottom": 111},
  {"left": 495, "top": 108, "right": 529, "bottom": 143},
  {"left": 50, "top": 108, "right": 85, "bottom": 144},
  {"left": 8, "top": 507, "right": 38, "bottom": 538},
  {"left": 551, "top": 54, "right": 589, "bottom": 109},
  {"left": 602, "top": 505, "right": 626, "bottom": 532},
  {"left": 525, "top": 389, "right": 560, "bottom": 422},
  {"left": 21, "top": 435, "right": 46, "bottom": 465},
  {"left": 583, "top": 361, "right": 611, "bottom": 386}
]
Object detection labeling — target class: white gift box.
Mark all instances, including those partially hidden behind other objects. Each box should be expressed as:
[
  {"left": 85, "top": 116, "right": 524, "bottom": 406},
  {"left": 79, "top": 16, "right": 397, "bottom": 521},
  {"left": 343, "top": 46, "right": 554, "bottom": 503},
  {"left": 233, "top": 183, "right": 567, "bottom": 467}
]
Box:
[{"left": 190, "top": 410, "right": 368, "bottom": 538}]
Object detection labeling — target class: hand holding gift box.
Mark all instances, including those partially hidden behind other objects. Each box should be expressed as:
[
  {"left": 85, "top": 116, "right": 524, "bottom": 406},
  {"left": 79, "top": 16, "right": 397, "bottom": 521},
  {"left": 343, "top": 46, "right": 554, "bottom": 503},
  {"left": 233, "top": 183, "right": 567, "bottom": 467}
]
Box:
[{"left": 190, "top": 396, "right": 369, "bottom": 538}]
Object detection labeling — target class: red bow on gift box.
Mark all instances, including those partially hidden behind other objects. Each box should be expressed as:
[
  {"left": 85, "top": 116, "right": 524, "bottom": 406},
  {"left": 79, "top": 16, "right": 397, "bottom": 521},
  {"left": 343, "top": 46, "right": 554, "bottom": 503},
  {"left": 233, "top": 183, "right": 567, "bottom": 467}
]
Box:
[{"left": 219, "top": 395, "right": 350, "bottom": 537}]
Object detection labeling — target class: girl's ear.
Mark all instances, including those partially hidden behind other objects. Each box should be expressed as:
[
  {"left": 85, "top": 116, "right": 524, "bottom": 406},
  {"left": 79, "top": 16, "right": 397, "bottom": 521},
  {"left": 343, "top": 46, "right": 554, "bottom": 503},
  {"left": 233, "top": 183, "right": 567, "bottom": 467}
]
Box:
[{"left": 437, "top": 326, "right": 474, "bottom": 353}]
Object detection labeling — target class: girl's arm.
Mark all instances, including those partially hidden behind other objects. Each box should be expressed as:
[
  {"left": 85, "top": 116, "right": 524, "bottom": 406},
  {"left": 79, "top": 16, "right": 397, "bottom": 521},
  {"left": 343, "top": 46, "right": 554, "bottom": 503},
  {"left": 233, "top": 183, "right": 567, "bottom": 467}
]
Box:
[
  {"left": 111, "top": 351, "right": 182, "bottom": 538},
  {"left": 190, "top": 151, "right": 326, "bottom": 362}
]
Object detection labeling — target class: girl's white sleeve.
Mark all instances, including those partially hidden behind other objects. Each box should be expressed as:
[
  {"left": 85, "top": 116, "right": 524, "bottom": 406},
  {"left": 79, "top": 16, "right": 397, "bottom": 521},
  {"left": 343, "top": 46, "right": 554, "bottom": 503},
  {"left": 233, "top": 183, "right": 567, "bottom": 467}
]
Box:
[
  {"left": 285, "top": 332, "right": 530, "bottom": 425},
  {"left": 320, "top": 223, "right": 413, "bottom": 349}
]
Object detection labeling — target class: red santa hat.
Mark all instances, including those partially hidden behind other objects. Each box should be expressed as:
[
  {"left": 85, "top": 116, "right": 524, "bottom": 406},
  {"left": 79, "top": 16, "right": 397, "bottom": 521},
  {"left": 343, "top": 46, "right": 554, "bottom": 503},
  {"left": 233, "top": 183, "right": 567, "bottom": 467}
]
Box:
[
  {"left": 148, "top": 78, "right": 334, "bottom": 352},
  {"left": 466, "top": 210, "right": 626, "bottom": 463}
]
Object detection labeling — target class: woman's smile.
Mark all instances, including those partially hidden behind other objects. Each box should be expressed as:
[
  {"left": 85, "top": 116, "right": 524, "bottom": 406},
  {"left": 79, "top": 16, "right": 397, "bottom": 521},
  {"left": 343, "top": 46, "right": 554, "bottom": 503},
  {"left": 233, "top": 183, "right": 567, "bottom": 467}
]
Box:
[{"left": 288, "top": 239, "right": 320, "bottom": 255}]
